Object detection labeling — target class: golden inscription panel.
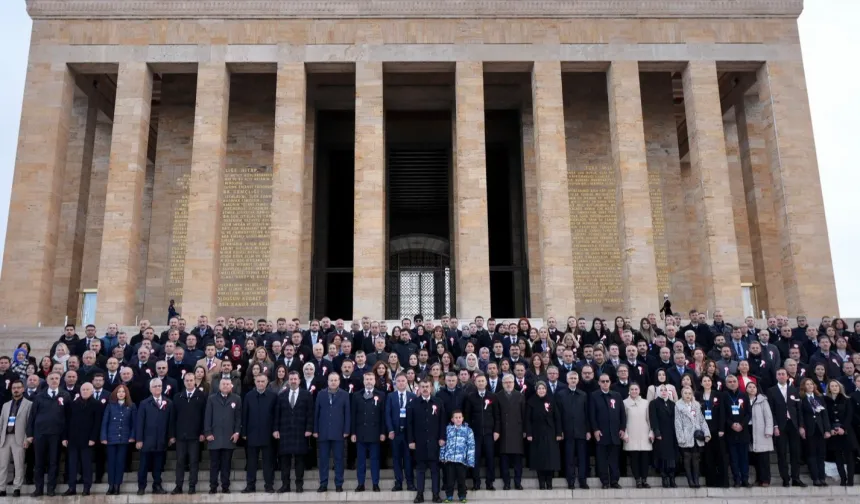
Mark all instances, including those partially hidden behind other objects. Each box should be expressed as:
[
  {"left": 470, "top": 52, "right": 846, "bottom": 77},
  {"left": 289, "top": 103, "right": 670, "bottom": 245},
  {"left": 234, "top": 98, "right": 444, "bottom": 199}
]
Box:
[
  {"left": 568, "top": 164, "right": 624, "bottom": 314},
  {"left": 648, "top": 169, "right": 671, "bottom": 299},
  {"left": 217, "top": 165, "right": 272, "bottom": 314},
  {"left": 167, "top": 173, "right": 190, "bottom": 303}
]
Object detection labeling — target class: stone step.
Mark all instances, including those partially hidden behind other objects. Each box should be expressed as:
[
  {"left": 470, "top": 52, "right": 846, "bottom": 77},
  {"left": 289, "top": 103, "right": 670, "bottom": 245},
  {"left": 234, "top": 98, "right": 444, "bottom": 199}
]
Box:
[{"left": 8, "top": 483, "right": 860, "bottom": 503}]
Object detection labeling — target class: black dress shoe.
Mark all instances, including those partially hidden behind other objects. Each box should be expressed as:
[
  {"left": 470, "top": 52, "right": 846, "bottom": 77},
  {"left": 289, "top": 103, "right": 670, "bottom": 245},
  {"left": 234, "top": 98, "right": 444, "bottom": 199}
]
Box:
[
  {"left": 567, "top": 482, "right": 575, "bottom": 489},
  {"left": 580, "top": 482, "right": 589, "bottom": 490},
  {"left": 82, "top": 489, "right": 91, "bottom": 496},
  {"left": 336, "top": 486, "right": 344, "bottom": 492},
  {"left": 152, "top": 485, "right": 167, "bottom": 495},
  {"left": 373, "top": 484, "right": 381, "bottom": 492},
  {"left": 296, "top": 484, "right": 304, "bottom": 493},
  {"left": 317, "top": 485, "right": 328, "bottom": 493},
  {"left": 31, "top": 490, "right": 43, "bottom": 498},
  {"left": 356, "top": 484, "right": 366, "bottom": 492},
  {"left": 13, "top": 489, "right": 20, "bottom": 497},
  {"left": 514, "top": 483, "right": 523, "bottom": 490},
  {"left": 602, "top": 483, "right": 610, "bottom": 489},
  {"left": 209, "top": 488, "right": 218, "bottom": 494},
  {"left": 171, "top": 486, "right": 183, "bottom": 494},
  {"left": 222, "top": 487, "right": 231, "bottom": 494},
  {"left": 277, "top": 485, "right": 290, "bottom": 493},
  {"left": 62, "top": 489, "right": 76, "bottom": 496},
  {"left": 393, "top": 484, "right": 403, "bottom": 491},
  {"left": 46, "top": 489, "right": 56, "bottom": 497},
  {"left": 486, "top": 484, "right": 495, "bottom": 491},
  {"left": 0, "top": 491, "right": 7, "bottom": 497},
  {"left": 414, "top": 493, "right": 425, "bottom": 503},
  {"left": 503, "top": 484, "right": 511, "bottom": 490},
  {"left": 610, "top": 482, "right": 622, "bottom": 489},
  {"left": 432, "top": 494, "right": 443, "bottom": 503},
  {"left": 407, "top": 485, "right": 417, "bottom": 491},
  {"left": 472, "top": 483, "right": 480, "bottom": 491},
  {"left": 242, "top": 486, "right": 256, "bottom": 494},
  {"left": 188, "top": 486, "right": 196, "bottom": 494},
  {"left": 792, "top": 480, "right": 807, "bottom": 488},
  {"left": 641, "top": 480, "right": 651, "bottom": 489},
  {"left": 265, "top": 486, "right": 275, "bottom": 493},
  {"left": 782, "top": 480, "right": 791, "bottom": 487},
  {"left": 741, "top": 481, "right": 752, "bottom": 488},
  {"left": 137, "top": 488, "right": 146, "bottom": 495}
]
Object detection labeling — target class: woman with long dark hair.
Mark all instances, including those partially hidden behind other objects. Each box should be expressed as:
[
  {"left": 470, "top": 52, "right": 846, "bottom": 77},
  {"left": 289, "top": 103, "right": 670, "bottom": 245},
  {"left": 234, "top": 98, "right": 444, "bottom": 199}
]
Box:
[
  {"left": 824, "top": 379, "right": 857, "bottom": 486},
  {"left": 696, "top": 375, "right": 727, "bottom": 487},
  {"left": 100, "top": 384, "right": 136, "bottom": 495},
  {"left": 583, "top": 318, "right": 607, "bottom": 347},
  {"left": 799, "top": 377, "right": 832, "bottom": 486}
]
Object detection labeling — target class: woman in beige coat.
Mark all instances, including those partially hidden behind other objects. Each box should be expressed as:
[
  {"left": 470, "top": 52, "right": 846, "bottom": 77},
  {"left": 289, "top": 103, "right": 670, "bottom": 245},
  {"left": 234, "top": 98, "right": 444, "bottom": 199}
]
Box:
[
  {"left": 747, "top": 382, "right": 774, "bottom": 486},
  {"left": 622, "top": 383, "right": 654, "bottom": 488}
]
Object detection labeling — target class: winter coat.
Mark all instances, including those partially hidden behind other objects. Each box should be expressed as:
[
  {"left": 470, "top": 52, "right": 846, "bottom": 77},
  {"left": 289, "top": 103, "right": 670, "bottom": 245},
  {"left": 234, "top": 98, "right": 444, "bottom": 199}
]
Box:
[
  {"left": 749, "top": 394, "right": 774, "bottom": 453},
  {"left": 242, "top": 388, "right": 277, "bottom": 446},
  {"left": 439, "top": 423, "right": 475, "bottom": 467},
  {"left": 525, "top": 394, "right": 561, "bottom": 471},
  {"left": 675, "top": 399, "right": 710, "bottom": 448},
  {"left": 622, "top": 396, "right": 652, "bottom": 451},
  {"left": 649, "top": 398, "right": 677, "bottom": 461},
  {"left": 825, "top": 394, "right": 859, "bottom": 452},
  {"left": 101, "top": 402, "right": 136, "bottom": 445},
  {"left": 275, "top": 388, "right": 314, "bottom": 455},
  {"left": 406, "top": 395, "right": 447, "bottom": 461},
  {"left": 204, "top": 393, "right": 242, "bottom": 450},
  {"left": 63, "top": 397, "right": 101, "bottom": 448},
  {"left": 135, "top": 396, "right": 174, "bottom": 452},
  {"left": 496, "top": 390, "right": 525, "bottom": 454}
]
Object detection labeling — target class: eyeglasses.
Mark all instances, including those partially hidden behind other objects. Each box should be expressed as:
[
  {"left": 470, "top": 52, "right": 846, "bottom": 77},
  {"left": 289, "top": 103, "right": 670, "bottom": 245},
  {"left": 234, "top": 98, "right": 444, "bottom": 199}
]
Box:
[{"left": 599, "top": 380, "right": 610, "bottom": 383}]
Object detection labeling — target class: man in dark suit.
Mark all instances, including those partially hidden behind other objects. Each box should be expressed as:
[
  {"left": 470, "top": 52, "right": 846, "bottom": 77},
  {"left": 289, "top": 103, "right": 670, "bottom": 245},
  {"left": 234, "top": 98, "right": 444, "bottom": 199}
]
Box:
[
  {"left": 171, "top": 373, "right": 206, "bottom": 495},
  {"left": 386, "top": 374, "right": 416, "bottom": 492},
  {"left": 407, "top": 379, "right": 446, "bottom": 504},
  {"left": 462, "top": 373, "right": 499, "bottom": 491},
  {"left": 766, "top": 369, "right": 805, "bottom": 487},
  {"left": 135, "top": 378, "right": 175, "bottom": 495},
  {"left": 275, "top": 371, "right": 314, "bottom": 493},
  {"left": 436, "top": 373, "right": 466, "bottom": 421},
  {"left": 496, "top": 375, "right": 525, "bottom": 490},
  {"left": 351, "top": 372, "right": 386, "bottom": 492},
  {"left": 589, "top": 373, "right": 626, "bottom": 489},
  {"left": 667, "top": 352, "right": 694, "bottom": 390},
  {"left": 204, "top": 378, "right": 243, "bottom": 494},
  {"left": 723, "top": 374, "right": 752, "bottom": 487},
  {"left": 61, "top": 382, "right": 100, "bottom": 496},
  {"left": 556, "top": 370, "right": 590, "bottom": 489},
  {"left": 241, "top": 374, "right": 277, "bottom": 493},
  {"left": 314, "top": 373, "right": 350, "bottom": 492},
  {"left": 729, "top": 326, "right": 750, "bottom": 361},
  {"left": 26, "top": 372, "right": 69, "bottom": 497}
]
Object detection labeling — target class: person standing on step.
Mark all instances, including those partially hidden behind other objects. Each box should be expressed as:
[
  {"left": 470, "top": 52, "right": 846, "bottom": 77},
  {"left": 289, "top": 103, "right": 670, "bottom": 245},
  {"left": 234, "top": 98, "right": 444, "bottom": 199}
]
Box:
[
  {"left": 100, "top": 384, "right": 136, "bottom": 496},
  {"left": 352, "top": 371, "right": 386, "bottom": 492},
  {"left": 766, "top": 368, "right": 805, "bottom": 488},
  {"left": 171, "top": 372, "right": 206, "bottom": 495},
  {"left": 275, "top": 371, "right": 314, "bottom": 493},
  {"left": 496, "top": 375, "right": 525, "bottom": 491},
  {"left": 0, "top": 380, "right": 31, "bottom": 498},
  {"left": 241, "top": 373, "right": 278, "bottom": 494},
  {"left": 675, "top": 386, "right": 710, "bottom": 489},
  {"left": 314, "top": 372, "right": 350, "bottom": 493},
  {"left": 26, "top": 372, "right": 69, "bottom": 497},
  {"left": 649, "top": 384, "right": 678, "bottom": 488},
  {"left": 204, "top": 377, "right": 242, "bottom": 494},
  {"left": 408, "top": 378, "right": 447, "bottom": 504},
  {"left": 723, "top": 374, "right": 752, "bottom": 487},
  {"left": 525, "top": 382, "right": 562, "bottom": 490},
  {"left": 589, "top": 372, "right": 626, "bottom": 489},
  {"left": 439, "top": 410, "right": 475, "bottom": 503},
  {"left": 62, "top": 382, "right": 101, "bottom": 496},
  {"left": 387, "top": 372, "right": 417, "bottom": 492},
  {"left": 462, "top": 372, "right": 499, "bottom": 491},
  {"left": 135, "top": 378, "right": 174, "bottom": 495}
]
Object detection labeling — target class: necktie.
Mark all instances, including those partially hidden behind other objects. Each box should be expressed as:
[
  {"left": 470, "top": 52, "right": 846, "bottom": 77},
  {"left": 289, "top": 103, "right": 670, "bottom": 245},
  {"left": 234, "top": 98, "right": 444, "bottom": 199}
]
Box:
[
  {"left": 290, "top": 391, "right": 296, "bottom": 407},
  {"left": 400, "top": 393, "right": 405, "bottom": 408},
  {"left": 207, "top": 358, "right": 212, "bottom": 369},
  {"left": 736, "top": 342, "right": 743, "bottom": 359},
  {"left": 188, "top": 392, "right": 192, "bottom": 399},
  {"left": 50, "top": 390, "right": 55, "bottom": 398},
  {"left": 95, "top": 391, "right": 100, "bottom": 401},
  {"left": 551, "top": 383, "right": 555, "bottom": 393},
  {"left": 479, "top": 391, "right": 485, "bottom": 399}
]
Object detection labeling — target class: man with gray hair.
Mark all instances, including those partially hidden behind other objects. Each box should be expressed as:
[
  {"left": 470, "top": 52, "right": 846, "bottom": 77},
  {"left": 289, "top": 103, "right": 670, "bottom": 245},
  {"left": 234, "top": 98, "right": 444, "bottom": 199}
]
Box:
[
  {"left": 496, "top": 375, "right": 525, "bottom": 491},
  {"left": 135, "top": 378, "right": 174, "bottom": 495},
  {"left": 204, "top": 378, "right": 242, "bottom": 494}
]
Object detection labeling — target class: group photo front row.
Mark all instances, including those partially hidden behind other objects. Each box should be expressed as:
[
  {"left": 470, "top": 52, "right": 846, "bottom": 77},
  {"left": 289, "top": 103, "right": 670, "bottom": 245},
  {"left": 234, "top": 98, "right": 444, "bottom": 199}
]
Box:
[{"left": 1, "top": 311, "right": 859, "bottom": 502}]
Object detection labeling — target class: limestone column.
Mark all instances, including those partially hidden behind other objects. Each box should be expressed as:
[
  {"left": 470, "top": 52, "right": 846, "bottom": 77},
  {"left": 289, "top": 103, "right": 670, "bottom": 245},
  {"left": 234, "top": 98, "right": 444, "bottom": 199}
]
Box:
[
  {"left": 531, "top": 61, "right": 576, "bottom": 318},
  {"left": 606, "top": 62, "right": 660, "bottom": 320},
  {"left": 182, "top": 63, "right": 231, "bottom": 319},
  {"left": 0, "top": 63, "right": 75, "bottom": 325},
  {"left": 453, "top": 61, "right": 491, "bottom": 319},
  {"left": 735, "top": 94, "right": 787, "bottom": 315},
  {"left": 681, "top": 61, "right": 743, "bottom": 317},
  {"left": 520, "top": 108, "right": 545, "bottom": 316},
  {"left": 353, "top": 62, "right": 385, "bottom": 319},
  {"left": 95, "top": 63, "right": 153, "bottom": 326},
  {"left": 756, "top": 61, "right": 838, "bottom": 316},
  {"left": 268, "top": 62, "right": 307, "bottom": 319}
]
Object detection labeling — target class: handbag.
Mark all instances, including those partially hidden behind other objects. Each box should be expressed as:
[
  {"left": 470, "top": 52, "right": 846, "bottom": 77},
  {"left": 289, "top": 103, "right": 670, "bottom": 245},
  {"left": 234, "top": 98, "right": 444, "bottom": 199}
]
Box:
[{"left": 693, "top": 429, "right": 706, "bottom": 442}]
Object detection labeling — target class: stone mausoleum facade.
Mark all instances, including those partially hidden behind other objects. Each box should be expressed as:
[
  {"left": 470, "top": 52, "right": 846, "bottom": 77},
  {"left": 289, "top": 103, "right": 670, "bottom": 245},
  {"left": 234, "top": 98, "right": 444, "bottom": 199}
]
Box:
[{"left": 0, "top": 0, "right": 839, "bottom": 327}]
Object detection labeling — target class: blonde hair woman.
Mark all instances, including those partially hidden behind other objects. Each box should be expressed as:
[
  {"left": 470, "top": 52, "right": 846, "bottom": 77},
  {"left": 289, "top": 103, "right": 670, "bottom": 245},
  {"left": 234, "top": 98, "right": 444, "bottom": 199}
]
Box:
[{"left": 675, "top": 386, "right": 710, "bottom": 489}]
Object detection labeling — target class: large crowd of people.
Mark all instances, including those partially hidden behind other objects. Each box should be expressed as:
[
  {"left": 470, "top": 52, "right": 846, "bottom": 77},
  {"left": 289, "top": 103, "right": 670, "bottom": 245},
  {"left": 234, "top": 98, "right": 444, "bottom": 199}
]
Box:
[{"left": 0, "top": 310, "right": 859, "bottom": 503}]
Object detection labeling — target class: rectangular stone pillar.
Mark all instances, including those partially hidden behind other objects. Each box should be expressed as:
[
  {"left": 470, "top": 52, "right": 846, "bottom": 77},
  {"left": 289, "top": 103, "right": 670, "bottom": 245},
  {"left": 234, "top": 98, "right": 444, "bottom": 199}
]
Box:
[
  {"left": 52, "top": 96, "right": 97, "bottom": 325},
  {"left": 182, "top": 63, "right": 231, "bottom": 319},
  {"left": 735, "top": 94, "right": 787, "bottom": 315},
  {"left": 298, "top": 107, "right": 316, "bottom": 321},
  {"left": 79, "top": 117, "right": 113, "bottom": 293},
  {"left": 0, "top": 63, "right": 75, "bottom": 325},
  {"left": 756, "top": 60, "right": 838, "bottom": 316},
  {"left": 95, "top": 63, "right": 153, "bottom": 326},
  {"left": 268, "top": 62, "right": 307, "bottom": 319},
  {"left": 606, "top": 62, "right": 659, "bottom": 320},
  {"left": 353, "top": 62, "right": 385, "bottom": 319},
  {"left": 681, "top": 61, "right": 743, "bottom": 318},
  {"left": 453, "top": 61, "right": 491, "bottom": 319},
  {"left": 531, "top": 61, "right": 576, "bottom": 318},
  {"left": 521, "top": 107, "right": 545, "bottom": 316}
]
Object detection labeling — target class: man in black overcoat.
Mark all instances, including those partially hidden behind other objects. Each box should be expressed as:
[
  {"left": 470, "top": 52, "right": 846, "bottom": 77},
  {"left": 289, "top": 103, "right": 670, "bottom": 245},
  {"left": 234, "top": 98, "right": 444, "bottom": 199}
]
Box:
[
  {"left": 496, "top": 375, "right": 525, "bottom": 490},
  {"left": 351, "top": 371, "right": 386, "bottom": 492},
  {"left": 242, "top": 374, "right": 278, "bottom": 493},
  {"left": 589, "top": 373, "right": 626, "bottom": 489},
  {"left": 26, "top": 372, "right": 70, "bottom": 497},
  {"left": 555, "top": 370, "right": 591, "bottom": 489},
  {"left": 462, "top": 373, "right": 499, "bottom": 490},
  {"left": 135, "top": 378, "right": 175, "bottom": 495},
  {"left": 171, "top": 372, "right": 206, "bottom": 495},
  {"left": 407, "top": 379, "right": 447, "bottom": 504},
  {"left": 275, "top": 371, "right": 314, "bottom": 493}
]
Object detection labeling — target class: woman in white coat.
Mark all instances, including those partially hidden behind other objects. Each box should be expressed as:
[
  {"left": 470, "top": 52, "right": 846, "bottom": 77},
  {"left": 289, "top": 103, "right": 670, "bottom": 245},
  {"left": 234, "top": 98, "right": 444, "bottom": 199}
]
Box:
[
  {"left": 746, "top": 382, "right": 774, "bottom": 486},
  {"left": 675, "top": 386, "right": 710, "bottom": 489},
  {"left": 622, "top": 383, "right": 654, "bottom": 488}
]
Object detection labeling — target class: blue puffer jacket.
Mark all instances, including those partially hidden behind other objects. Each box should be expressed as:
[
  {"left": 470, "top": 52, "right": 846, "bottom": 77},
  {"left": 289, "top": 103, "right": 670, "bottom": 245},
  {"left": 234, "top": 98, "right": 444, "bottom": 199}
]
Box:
[
  {"left": 439, "top": 423, "right": 476, "bottom": 467},
  {"left": 101, "top": 402, "right": 137, "bottom": 445}
]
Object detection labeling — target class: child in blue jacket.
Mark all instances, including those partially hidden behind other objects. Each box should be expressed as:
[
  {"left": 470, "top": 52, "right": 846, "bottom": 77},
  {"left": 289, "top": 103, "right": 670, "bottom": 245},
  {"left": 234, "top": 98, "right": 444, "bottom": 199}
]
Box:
[{"left": 439, "top": 410, "right": 475, "bottom": 503}]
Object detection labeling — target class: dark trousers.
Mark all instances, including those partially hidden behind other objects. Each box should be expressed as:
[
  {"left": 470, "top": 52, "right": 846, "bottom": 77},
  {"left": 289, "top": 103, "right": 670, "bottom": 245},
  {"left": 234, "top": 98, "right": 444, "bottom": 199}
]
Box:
[
  {"left": 628, "top": 450, "right": 650, "bottom": 480},
  {"left": 444, "top": 462, "right": 467, "bottom": 499},
  {"left": 137, "top": 451, "right": 165, "bottom": 489},
  {"left": 500, "top": 453, "right": 523, "bottom": 485},
  {"left": 702, "top": 436, "right": 728, "bottom": 487},
  {"left": 806, "top": 434, "right": 826, "bottom": 482},
  {"left": 833, "top": 445, "right": 855, "bottom": 482},
  {"left": 752, "top": 451, "right": 771, "bottom": 484},
  {"left": 356, "top": 441, "right": 380, "bottom": 485},
  {"left": 727, "top": 442, "right": 749, "bottom": 483},
  {"left": 596, "top": 444, "right": 620, "bottom": 484},
  {"left": 317, "top": 440, "right": 345, "bottom": 488},
  {"left": 391, "top": 432, "right": 413, "bottom": 486},
  {"left": 105, "top": 444, "right": 128, "bottom": 486},
  {"left": 93, "top": 442, "right": 106, "bottom": 482},
  {"left": 33, "top": 434, "right": 60, "bottom": 491},
  {"left": 209, "top": 449, "right": 233, "bottom": 490},
  {"left": 24, "top": 442, "right": 34, "bottom": 483},
  {"left": 279, "top": 454, "right": 305, "bottom": 487},
  {"left": 774, "top": 424, "right": 801, "bottom": 482},
  {"left": 473, "top": 433, "right": 495, "bottom": 484},
  {"left": 66, "top": 446, "right": 93, "bottom": 491},
  {"left": 246, "top": 444, "right": 275, "bottom": 488},
  {"left": 415, "top": 459, "right": 440, "bottom": 495},
  {"left": 564, "top": 438, "right": 589, "bottom": 484},
  {"left": 175, "top": 439, "right": 200, "bottom": 488}
]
